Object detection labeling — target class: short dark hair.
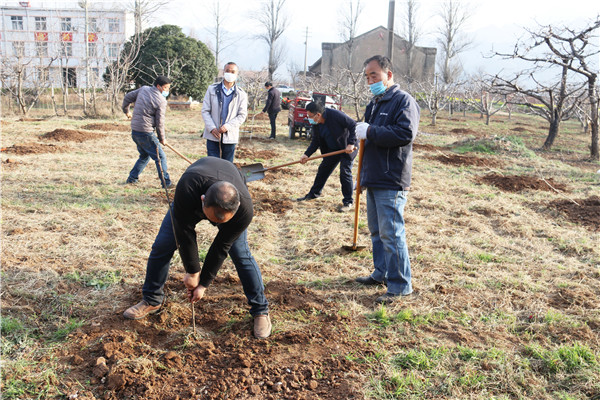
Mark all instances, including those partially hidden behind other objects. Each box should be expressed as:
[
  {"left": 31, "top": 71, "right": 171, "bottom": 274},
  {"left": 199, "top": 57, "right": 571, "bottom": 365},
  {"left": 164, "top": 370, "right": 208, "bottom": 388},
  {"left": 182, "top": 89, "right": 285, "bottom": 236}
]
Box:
[
  {"left": 224, "top": 62, "right": 238, "bottom": 70},
  {"left": 154, "top": 75, "right": 172, "bottom": 86},
  {"left": 305, "top": 102, "right": 325, "bottom": 115},
  {"left": 204, "top": 181, "right": 240, "bottom": 220},
  {"left": 264, "top": 81, "right": 272, "bottom": 88},
  {"left": 363, "top": 55, "right": 394, "bottom": 74}
]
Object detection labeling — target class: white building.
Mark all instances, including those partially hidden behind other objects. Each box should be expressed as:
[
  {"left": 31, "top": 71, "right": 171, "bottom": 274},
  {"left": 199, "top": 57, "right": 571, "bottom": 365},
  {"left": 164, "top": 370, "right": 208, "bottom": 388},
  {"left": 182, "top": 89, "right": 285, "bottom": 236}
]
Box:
[{"left": 1, "top": 2, "right": 134, "bottom": 88}]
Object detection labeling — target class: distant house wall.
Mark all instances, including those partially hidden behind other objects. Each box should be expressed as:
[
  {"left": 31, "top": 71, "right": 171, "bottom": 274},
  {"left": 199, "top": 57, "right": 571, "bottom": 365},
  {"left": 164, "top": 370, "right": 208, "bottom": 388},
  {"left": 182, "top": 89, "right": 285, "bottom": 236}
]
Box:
[{"left": 310, "top": 26, "right": 436, "bottom": 82}]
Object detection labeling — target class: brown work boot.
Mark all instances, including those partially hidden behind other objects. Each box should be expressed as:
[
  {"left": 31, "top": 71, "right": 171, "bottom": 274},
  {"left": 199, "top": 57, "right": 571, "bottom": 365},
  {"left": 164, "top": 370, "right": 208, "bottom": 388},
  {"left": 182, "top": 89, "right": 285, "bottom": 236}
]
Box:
[
  {"left": 253, "top": 314, "right": 272, "bottom": 339},
  {"left": 123, "top": 300, "right": 161, "bottom": 320}
]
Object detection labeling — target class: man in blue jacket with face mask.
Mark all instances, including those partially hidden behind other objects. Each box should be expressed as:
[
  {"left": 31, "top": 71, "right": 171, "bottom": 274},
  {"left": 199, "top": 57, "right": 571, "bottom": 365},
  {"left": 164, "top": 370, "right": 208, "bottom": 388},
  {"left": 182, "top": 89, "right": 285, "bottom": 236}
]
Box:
[{"left": 354, "top": 55, "right": 420, "bottom": 304}]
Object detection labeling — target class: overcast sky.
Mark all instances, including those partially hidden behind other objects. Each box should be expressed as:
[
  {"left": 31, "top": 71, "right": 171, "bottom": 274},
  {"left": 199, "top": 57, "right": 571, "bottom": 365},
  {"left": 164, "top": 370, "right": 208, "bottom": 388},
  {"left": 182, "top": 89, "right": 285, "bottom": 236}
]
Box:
[{"left": 154, "top": 0, "right": 599, "bottom": 83}]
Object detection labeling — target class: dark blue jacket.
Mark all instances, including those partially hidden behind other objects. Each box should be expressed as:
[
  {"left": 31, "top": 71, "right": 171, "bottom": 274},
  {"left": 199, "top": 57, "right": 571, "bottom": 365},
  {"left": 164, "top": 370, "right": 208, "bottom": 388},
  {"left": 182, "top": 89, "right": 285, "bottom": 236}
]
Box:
[
  {"left": 304, "top": 108, "right": 357, "bottom": 157},
  {"left": 361, "top": 84, "right": 420, "bottom": 190}
]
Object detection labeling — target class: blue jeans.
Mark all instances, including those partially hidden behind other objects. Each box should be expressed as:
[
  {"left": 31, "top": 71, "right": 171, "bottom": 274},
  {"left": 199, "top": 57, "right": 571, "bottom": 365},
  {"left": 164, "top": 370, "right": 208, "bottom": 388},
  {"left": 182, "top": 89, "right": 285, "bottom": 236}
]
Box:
[
  {"left": 206, "top": 140, "right": 236, "bottom": 163},
  {"left": 142, "top": 208, "right": 269, "bottom": 316},
  {"left": 128, "top": 131, "right": 171, "bottom": 186},
  {"left": 366, "top": 188, "right": 412, "bottom": 295}
]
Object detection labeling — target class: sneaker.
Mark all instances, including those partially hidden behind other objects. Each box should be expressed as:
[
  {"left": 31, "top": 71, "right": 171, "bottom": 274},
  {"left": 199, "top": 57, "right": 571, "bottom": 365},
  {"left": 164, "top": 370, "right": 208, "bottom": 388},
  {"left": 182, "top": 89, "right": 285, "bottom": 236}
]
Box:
[
  {"left": 162, "top": 182, "right": 174, "bottom": 189},
  {"left": 296, "top": 194, "right": 318, "bottom": 202},
  {"left": 268, "top": 136, "right": 276, "bottom": 140},
  {"left": 375, "top": 292, "right": 411, "bottom": 305},
  {"left": 126, "top": 178, "right": 138, "bottom": 184},
  {"left": 355, "top": 276, "right": 386, "bottom": 286},
  {"left": 338, "top": 203, "right": 353, "bottom": 212},
  {"left": 253, "top": 314, "right": 272, "bottom": 339},
  {"left": 123, "top": 300, "right": 161, "bottom": 320}
]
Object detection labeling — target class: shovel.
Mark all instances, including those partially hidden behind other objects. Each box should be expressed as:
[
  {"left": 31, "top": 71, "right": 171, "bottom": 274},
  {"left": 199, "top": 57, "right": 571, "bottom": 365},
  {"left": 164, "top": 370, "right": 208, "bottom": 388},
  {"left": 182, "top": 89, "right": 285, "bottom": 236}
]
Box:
[
  {"left": 164, "top": 142, "right": 193, "bottom": 165},
  {"left": 240, "top": 149, "right": 348, "bottom": 182},
  {"left": 342, "top": 139, "right": 366, "bottom": 251}
]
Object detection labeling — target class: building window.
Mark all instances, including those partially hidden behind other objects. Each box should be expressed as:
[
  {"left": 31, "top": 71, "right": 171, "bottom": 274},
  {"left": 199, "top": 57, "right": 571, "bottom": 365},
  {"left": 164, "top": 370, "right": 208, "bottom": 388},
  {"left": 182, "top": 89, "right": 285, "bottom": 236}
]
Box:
[
  {"left": 108, "top": 43, "right": 119, "bottom": 58},
  {"left": 36, "top": 42, "right": 48, "bottom": 57},
  {"left": 37, "top": 67, "right": 49, "bottom": 82},
  {"left": 91, "top": 67, "right": 100, "bottom": 82},
  {"left": 11, "top": 16, "right": 24, "bottom": 30},
  {"left": 108, "top": 18, "right": 119, "bottom": 32},
  {"left": 87, "top": 42, "right": 97, "bottom": 57},
  {"left": 61, "top": 17, "right": 72, "bottom": 31},
  {"left": 61, "top": 42, "right": 73, "bottom": 57},
  {"left": 13, "top": 41, "right": 25, "bottom": 57},
  {"left": 89, "top": 18, "right": 98, "bottom": 32},
  {"left": 35, "top": 16, "right": 47, "bottom": 30}
]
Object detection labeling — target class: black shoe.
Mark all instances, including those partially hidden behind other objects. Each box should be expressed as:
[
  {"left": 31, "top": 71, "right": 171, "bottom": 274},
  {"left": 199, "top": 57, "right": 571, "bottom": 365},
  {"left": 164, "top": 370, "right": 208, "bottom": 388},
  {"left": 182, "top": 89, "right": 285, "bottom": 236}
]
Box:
[
  {"left": 375, "top": 292, "right": 413, "bottom": 305},
  {"left": 338, "top": 203, "right": 353, "bottom": 212},
  {"left": 162, "top": 182, "right": 174, "bottom": 189},
  {"left": 126, "top": 178, "right": 138, "bottom": 184},
  {"left": 355, "top": 276, "right": 386, "bottom": 286},
  {"left": 296, "top": 194, "right": 318, "bottom": 202},
  {"left": 268, "top": 136, "right": 276, "bottom": 140}
]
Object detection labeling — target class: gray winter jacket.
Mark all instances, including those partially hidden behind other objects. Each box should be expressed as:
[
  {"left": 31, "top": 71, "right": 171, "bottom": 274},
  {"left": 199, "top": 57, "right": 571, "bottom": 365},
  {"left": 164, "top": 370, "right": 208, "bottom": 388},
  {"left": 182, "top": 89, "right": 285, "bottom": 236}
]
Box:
[
  {"left": 122, "top": 85, "right": 168, "bottom": 141},
  {"left": 201, "top": 82, "right": 248, "bottom": 144}
]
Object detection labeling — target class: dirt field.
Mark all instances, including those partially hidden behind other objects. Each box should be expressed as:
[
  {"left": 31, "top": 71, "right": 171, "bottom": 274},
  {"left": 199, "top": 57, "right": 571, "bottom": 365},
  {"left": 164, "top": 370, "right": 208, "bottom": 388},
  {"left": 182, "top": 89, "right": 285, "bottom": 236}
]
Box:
[{"left": 1, "top": 110, "right": 599, "bottom": 399}]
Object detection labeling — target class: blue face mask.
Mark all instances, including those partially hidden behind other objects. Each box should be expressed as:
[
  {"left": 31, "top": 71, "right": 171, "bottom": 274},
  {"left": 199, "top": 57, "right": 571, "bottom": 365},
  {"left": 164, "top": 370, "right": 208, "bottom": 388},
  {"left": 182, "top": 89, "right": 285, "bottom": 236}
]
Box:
[
  {"left": 369, "top": 81, "right": 386, "bottom": 96},
  {"left": 308, "top": 118, "right": 317, "bottom": 125},
  {"left": 161, "top": 90, "right": 169, "bottom": 98}
]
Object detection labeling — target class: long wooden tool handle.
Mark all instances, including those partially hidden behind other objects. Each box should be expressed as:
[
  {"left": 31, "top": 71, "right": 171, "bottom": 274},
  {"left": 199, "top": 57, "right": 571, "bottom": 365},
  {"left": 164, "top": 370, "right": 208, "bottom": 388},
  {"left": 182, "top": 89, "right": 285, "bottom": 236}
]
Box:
[
  {"left": 265, "top": 149, "right": 348, "bottom": 171},
  {"left": 352, "top": 139, "right": 366, "bottom": 248},
  {"left": 164, "top": 142, "right": 193, "bottom": 165}
]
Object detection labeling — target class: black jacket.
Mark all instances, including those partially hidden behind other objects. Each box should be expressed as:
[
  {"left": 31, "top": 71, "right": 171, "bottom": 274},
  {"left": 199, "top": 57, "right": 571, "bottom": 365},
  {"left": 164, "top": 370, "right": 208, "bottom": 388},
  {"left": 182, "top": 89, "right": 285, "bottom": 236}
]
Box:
[
  {"left": 171, "top": 157, "right": 253, "bottom": 287},
  {"left": 262, "top": 87, "right": 281, "bottom": 114},
  {"left": 304, "top": 108, "right": 357, "bottom": 157},
  {"left": 361, "top": 84, "right": 420, "bottom": 190}
]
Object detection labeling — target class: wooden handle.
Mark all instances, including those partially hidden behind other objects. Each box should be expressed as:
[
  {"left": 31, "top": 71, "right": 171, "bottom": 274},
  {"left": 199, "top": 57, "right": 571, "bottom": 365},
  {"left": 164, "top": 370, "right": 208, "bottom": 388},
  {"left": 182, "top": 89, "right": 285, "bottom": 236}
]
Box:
[
  {"left": 164, "top": 142, "right": 193, "bottom": 165},
  {"left": 265, "top": 149, "right": 349, "bottom": 171},
  {"left": 351, "top": 139, "right": 366, "bottom": 248}
]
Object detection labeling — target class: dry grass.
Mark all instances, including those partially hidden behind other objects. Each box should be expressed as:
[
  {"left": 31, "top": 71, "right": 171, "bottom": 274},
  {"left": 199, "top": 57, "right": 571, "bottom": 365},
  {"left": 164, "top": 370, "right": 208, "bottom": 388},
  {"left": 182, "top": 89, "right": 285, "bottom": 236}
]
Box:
[{"left": 1, "top": 108, "right": 599, "bottom": 399}]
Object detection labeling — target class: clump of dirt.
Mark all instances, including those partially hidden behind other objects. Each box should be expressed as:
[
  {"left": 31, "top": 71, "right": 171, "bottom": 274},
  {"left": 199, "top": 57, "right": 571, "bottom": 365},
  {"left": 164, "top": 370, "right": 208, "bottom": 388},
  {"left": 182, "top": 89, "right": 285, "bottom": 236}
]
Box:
[
  {"left": 249, "top": 186, "right": 294, "bottom": 215},
  {"left": 41, "top": 128, "right": 106, "bottom": 143},
  {"left": 1, "top": 142, "right": 64, "bottom": 155},
  {"left": 413, "top": 143, "right": 444, "bottom": 152},
  {"left": 60, "top": 280, "right": 367, "bottom": 400},
  {"left": 450, "top": 127, "right": 479, "bottom": 136},
  {"left": 430, "top": 153, "right": 504, "bottom": 168},
  {"left": 81, "top": 123, "right": 130, "bottom": 132},
  {"left": 511, "top": 127, "right": 529, "bottom": 132},
  {"left": 548, "top": 196, "right": 600, "bottom": 231},
  {"left": 18, "top": 117, "right": 45, "bottom": 122},
  {"left": 236, "top": 147, "right": 279, "bottom": 160},
  {"left": 261, "top": 167, "right": 301, "bottom": 184},
  {"left": 477, "top": 173, "right": 568, "bottom": 192}
]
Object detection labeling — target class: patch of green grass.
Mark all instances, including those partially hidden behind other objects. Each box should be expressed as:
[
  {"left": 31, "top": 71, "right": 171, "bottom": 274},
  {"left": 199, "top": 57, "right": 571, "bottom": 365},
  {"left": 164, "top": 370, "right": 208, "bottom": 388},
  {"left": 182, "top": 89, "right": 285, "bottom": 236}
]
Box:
[
  {"left": 1, "top": 315, "right": 24, "bottom": 335},
  {"left": 65, "top": 269, "right": 122, "bottom": 289},
  {"left": 393, "top": 348, "right": 447, "bottom": 370},
  {"left": 370, "top": 305, "right": 392, "bottom": 327},
  {"left": 0, "top": 360, "right": 60, "bottom": 399},
  {"left": 454, "top": 141, "right": 498, "bottom": 154},
  {"left": 50, "top": 319, "right": 84, "bottom": 342},
  {"left": 525, "top": 343, "right": 597, "bottom": 374}
]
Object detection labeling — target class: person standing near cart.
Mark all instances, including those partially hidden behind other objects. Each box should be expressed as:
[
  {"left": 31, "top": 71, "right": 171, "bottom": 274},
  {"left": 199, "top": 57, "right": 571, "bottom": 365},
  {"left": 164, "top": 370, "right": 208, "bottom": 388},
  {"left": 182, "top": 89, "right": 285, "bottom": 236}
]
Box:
[
  {"left": 260, "top": 82, "right": 281, "bottom": 139},
  {"left": 201, "top": 62, "right": 248, "bottom": 162}
]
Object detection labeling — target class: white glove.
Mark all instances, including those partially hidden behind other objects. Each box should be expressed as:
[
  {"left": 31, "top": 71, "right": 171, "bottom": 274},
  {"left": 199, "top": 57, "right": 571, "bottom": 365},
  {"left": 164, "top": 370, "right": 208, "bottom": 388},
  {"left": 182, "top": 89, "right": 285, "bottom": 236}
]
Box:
[{"left": 355, "top": 122, "right": 369, "bottom": 140}]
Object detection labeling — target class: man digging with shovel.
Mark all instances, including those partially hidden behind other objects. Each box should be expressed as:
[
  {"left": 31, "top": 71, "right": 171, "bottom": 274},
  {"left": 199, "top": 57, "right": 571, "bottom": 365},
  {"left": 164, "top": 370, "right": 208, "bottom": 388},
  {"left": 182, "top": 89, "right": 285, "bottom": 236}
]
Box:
[{"left": 123, "top": 157, "right": 271, "bottom": 339}]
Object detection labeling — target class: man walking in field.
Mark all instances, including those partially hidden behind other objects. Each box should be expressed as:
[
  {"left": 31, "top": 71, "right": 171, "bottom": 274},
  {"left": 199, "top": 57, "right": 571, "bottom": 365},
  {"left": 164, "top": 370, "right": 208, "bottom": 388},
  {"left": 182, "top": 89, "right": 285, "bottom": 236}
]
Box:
[
  {"left": 123, "top": 157, "right": 272, "bottom": 339},
  {"left": 260, "top": 82, "right": 281, "bottom": 139},
  {"left": 123, "top": 75, "right": 173, "bottom": 188},
  {"left": 201, "top": 62, "right": 248, "bottom": 162},
  {"left": 296, "top": 101, "right": 358, "bottom": 211},
  {"left": 354, "top": 55, "right": 420, "bottom": 304}
]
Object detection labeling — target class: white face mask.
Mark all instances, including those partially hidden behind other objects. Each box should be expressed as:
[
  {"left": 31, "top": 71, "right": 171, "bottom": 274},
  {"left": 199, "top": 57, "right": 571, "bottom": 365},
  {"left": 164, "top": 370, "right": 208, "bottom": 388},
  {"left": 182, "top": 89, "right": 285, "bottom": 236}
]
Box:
[{"left": 223, "top": 72, "right": 237, "bottom": 83}]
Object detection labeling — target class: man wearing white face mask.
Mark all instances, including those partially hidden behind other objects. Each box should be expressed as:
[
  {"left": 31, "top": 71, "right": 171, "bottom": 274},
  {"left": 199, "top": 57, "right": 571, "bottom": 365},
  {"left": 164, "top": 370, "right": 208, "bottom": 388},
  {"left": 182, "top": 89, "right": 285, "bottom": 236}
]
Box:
[{"left": 201, "top": 62, "right": 248, "bottom": 162}]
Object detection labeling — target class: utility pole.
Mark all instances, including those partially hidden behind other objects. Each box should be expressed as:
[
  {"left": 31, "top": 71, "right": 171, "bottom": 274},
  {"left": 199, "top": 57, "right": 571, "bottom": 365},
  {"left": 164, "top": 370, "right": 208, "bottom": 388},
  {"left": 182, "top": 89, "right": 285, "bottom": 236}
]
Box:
[
  {"left": 81, "top": 0, "right": 89, "bottom": 114},
  {"left": 303, "top": 26, "right": 309, "bottom": 78},
  {"left": 387, "top": 0, "right": 395, "bottom": 62}
]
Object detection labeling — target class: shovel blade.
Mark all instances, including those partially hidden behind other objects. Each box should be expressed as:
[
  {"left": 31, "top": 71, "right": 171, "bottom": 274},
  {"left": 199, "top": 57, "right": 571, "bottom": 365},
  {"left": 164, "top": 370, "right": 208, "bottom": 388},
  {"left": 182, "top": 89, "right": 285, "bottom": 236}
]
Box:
[
  {"left": 342, "top": 244, "right": 367, "bottom": 252},
  {"left": 240, "top": 163, "right": 266, "bottom": 182}
]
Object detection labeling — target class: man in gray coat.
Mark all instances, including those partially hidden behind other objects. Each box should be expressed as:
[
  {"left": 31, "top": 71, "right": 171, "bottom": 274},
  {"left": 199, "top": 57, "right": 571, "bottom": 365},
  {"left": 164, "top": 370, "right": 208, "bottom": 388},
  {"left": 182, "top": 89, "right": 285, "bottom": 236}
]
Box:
[
  {"left": 201, "top": 62, "right": 248, "bottom": 162},
  {"left": 123, "top": 75, "right": 173, "bottom": 188}
]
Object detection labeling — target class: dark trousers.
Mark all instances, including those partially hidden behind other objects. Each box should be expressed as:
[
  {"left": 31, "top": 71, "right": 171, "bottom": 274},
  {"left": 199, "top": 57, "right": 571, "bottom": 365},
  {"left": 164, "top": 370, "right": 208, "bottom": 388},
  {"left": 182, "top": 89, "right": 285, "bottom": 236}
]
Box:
[
  {"left": 268, "top": 112, "right": 279, "bottom": 138},
  {"left": 307, "top": 152, "right": 355, "bottom": 205},
  {"left": 206, "top": 140, "right": 236, "bottom": 163},
  {"left": 141, "top": 208, "right": 269, "bottom": 316},
  {"left": 128, "top": 131, "right": 171, "bottom": 186}
]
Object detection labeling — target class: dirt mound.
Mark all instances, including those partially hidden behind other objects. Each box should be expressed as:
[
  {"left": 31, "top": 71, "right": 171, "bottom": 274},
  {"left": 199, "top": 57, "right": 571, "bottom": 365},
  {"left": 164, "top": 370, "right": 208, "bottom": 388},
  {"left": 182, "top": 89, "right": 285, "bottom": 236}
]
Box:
[
  {"left": 81, "top": 123, "right": 130, "bottom": 132},
  {"left": 18, "top": 117, "right": 45, "bottom": 122},
  {"left": 239, "top": 136, "right": 279, "bottom": 144},
  {"left": 431, "top": 153, "right": 504, "bottom": 167},
  {"left": 477, "top": 173, "right": 568, "bottom": 192},
  {"left": 60, "top": 280, "right": 366, "bottom": 400},
  {"left": 236, "top": 148, "right": 279, "bottom": 160},
  {"left": 261, "top": 167, "right": 301, "bottom": 184},
  {"left": 249, "top": 186, "right": 295, "bottom": 215},
  {"left": 511, "top": 127, "right": 529, "bottom": 132},
  {"left": 41, "top": 128, "right": 106, "bottom": 142},
  {"left": 413, "top": 143, "right": 443, "bottom": 152},
  {"left": 1, "top": 142, "right": 64, "bottom": 155},
  {"left": 549, "top": 196, "right": 600, "bottom": 231},
  {"left": 450, "top": 127, "right": 479, "bottom": 136}
]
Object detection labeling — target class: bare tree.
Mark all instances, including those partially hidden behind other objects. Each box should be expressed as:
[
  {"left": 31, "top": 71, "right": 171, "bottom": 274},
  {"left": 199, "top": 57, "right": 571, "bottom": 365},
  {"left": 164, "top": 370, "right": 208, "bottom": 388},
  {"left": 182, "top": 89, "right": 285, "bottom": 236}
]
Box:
[
  {"left": 463, "top": 73, "right": 506, "bottom": 125},
  {"left": 492, "top": 69, "right": 586, "bottom": 150},
  {"left": 316, "top": 68, "right": 369, "bottom": 121},
  {"left": 337, "top": 0, "right": 363, "bottom": 70},
  {"left": 202, "top": 0, "right": 237, "bottom": 75},
  {"left": 398, "top": 0, "right": 422, "bottom": 82},
  {"left": 129, "top": 0, "right": 169, "bottom": 35},
  {"left": 242, "top": 70, "right": 269, "bottom": 112},
  {"left": 414, "top": 74, "right": 454, "bottom": 126},
  {"left": 435, "top": 0, "right": 472, "bottom": 84},
  {"left": 254, "top": 0, "right": 288, "bottom": 81},
  {"left": 495, "top": 18, "right": 600, "bottom": 159}
]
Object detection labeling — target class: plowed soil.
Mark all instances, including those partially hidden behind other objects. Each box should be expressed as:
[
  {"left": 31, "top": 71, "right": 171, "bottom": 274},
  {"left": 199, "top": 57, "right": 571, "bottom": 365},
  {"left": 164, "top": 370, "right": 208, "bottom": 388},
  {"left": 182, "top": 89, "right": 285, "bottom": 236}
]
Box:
[
  {"left": 60, "top": 279, "right": 366, "bottom": 400},
  {"left": 236, "top": 148, "right": 279, "bottom": 161},
  {"left": 1, "top": 142, "right": 64, "bottom": 155},
  {"left": 41, "top": 128, "right": 106, "bottom": 142},
  {"left": 81, "top": 123, "right": 130, "bottom": 132},
  {"left": 548, "top": 196, "right": 600, "bottom": 231},
  {"left": 477, "top": 173, "right": 568, "bottom": 192},
  {"left": 431, "top": 153, "right": 504, "bottom": 167}
]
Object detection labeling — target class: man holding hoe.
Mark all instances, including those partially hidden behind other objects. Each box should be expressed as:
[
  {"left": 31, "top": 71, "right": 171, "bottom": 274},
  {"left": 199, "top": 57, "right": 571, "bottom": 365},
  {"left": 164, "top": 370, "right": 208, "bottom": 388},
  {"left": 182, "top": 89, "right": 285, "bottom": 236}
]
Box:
[{"left": 123, "top": 157, "right": 272, "bottom": 339}]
